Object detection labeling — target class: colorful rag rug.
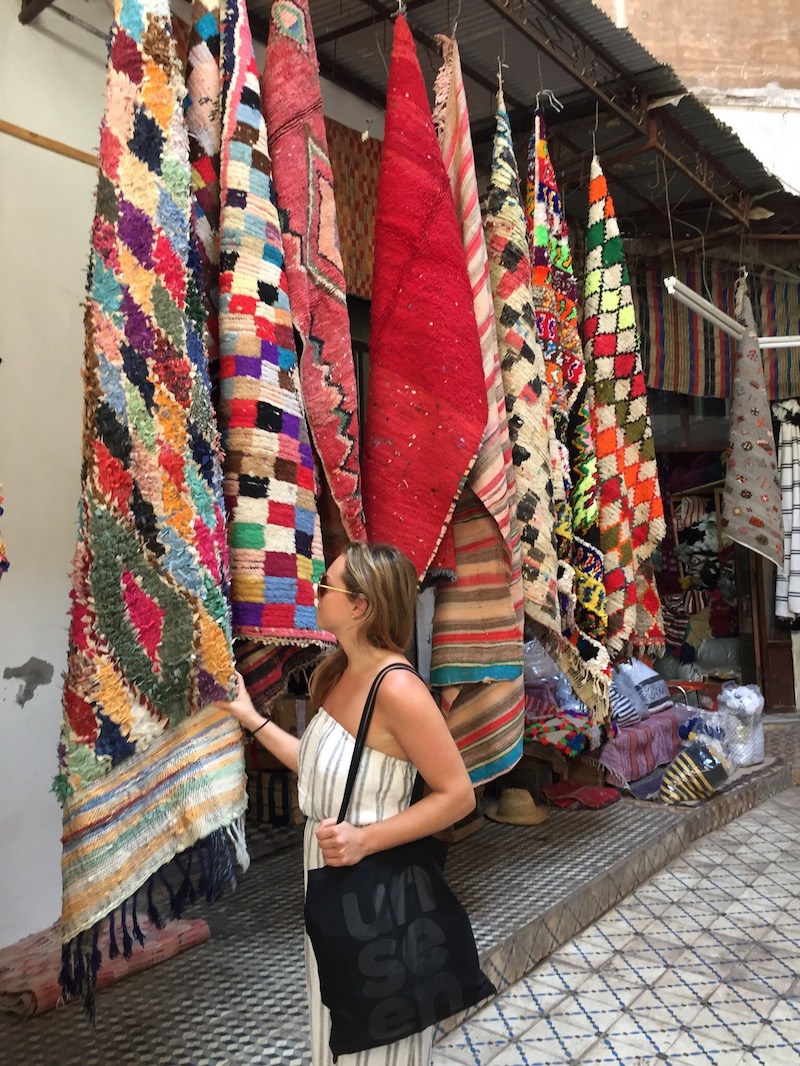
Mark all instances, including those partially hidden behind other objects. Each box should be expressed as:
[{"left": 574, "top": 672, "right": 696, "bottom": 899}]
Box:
[
  {"left": 583, "top": 156, "right": 665, "bottom": 655},
  {"left": 774, "top": 400, "right": 800, "bottom": 621},
  {"left": 0, "top": 485, "right": 7, "bottom": 580},
  {"left": 721, "top": 281, "right": 783, "bottom": 568},
  {"left": 484, "top": 89, "right": 560, "bottom": 637},
  {"left": 217, "top": 0, "right": 328, "bottom": 645},
  {"left": 262, "top": 0, "right": 366, "bottom": 551},
  {"left": 526, "top": 110, "right": 609, "bottom": 717},
  {"left": 635, "top": 256, "right": 800, "bottom": 399},
  {"left": 59, "top": 0, "right": 246, "bottom": 1009},
  {"left": 430, "top": 36, "right": 521, "bottom": 678},
  {"left": 324, "top": 117, "right": 381, "bottom": 303},
  {"left": 361, "top": 17, "right": 487, "bottom": 583},
  {"left": 185, "top": 0, "right": 222, "bottom": 393}
]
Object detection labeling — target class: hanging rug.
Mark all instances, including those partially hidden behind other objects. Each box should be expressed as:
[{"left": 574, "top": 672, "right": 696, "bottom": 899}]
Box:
[
  {"left": 774, "top": 399, "right": 800, "bottom": 620},
  {"left": 361, "top": 16, "right": 487, "bottom": 583},
  {"left": 58, "top": 0, "right": 246, "bottom": 1013},
  {"left": 217, "top": 0, "right": 329, "bottom": 647},
  {"left": 526, "top": 110, "right": 609, "bottom": 718},
  {"left": 430, "top": 35, "right": 522, "bottom": 688},
  {"left": 262, "top": 0, "right": 366, "bottom": 552},
  {"left": 722, "top": 281, "right": 783, "bottom": 569},
  {"left": 484, "top": 88, "right": 560, "bottom": 639},
  {"left": 582, "top": 156, "right": 665, "bottom": 654}
]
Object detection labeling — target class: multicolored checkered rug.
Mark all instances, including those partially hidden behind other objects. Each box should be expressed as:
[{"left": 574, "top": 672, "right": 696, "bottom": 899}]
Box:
[{"left": 217, "top": 0, "right": 328, "bottom": 647}]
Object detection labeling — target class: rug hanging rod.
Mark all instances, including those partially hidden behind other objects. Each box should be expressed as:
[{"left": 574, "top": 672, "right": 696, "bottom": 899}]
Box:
[
  {"left": 664, "top": 277, "right": 800, "bottom": 349},
  {"left": 41, "top": 4, "right": 107, "bottom": 41},
  {"left": 0, "top": 118, "right": 98, "bottom": 168}
]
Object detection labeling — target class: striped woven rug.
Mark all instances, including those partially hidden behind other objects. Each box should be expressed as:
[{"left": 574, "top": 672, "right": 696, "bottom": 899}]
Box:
[
  {"left": 635, "top": 257, "right": 800, "bottom": 399},
  {"left": 429, "top": 36, "right": 523, "bottom": 762}
]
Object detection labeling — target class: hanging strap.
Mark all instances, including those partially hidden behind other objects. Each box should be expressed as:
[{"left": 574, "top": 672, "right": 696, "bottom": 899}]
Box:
[{"left": 336, "top": 663, "right": 419, "bottom": 824}]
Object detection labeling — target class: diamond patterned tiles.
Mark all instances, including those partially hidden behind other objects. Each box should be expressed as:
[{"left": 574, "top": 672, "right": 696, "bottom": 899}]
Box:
[
  {"left": 0, "top": 759, "right": 795, "bottom": 1064},
  {"left": 434, "top": 786, "right": 800, "bottom": 1065}
]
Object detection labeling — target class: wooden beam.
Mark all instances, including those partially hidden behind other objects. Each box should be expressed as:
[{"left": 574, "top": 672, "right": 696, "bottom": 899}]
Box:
[
  {"left": 19, "top": 0, "right": 55, "bottom": 25},
  {"left": 0, "top": 117, "right": 98, "bottom": 168}
]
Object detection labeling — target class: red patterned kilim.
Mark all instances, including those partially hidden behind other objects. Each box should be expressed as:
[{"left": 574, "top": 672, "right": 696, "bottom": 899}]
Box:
[
  {"left": 324, "top": 118, "right": 381, "bottom": 303},
  {"left": 263, "top": 0, "right": 366, "bottom": 552},
  {"left": 361, "top": 17, "right": 487, "bottom": 582},
  {"left": 582, "top": 157, "right": 665, "bottom": 653}
]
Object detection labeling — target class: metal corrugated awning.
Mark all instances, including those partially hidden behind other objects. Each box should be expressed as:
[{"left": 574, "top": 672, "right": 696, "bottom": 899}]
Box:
[{"left": 20, "top": 0, "right": 800, "bottom": 247}]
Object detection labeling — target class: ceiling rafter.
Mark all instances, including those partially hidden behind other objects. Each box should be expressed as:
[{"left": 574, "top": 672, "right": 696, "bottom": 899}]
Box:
[
  {"left": 19, "top": 0, "right": 55, "bottom": 25},
  {"left": 314, "top": 0, "right": 439, "bottom": 46},
  {"left": 351, "top": 0, "right": 528, "bottom": 113},
  {"left": 479, "top": 0, "right": 751, "bottom": 227}
]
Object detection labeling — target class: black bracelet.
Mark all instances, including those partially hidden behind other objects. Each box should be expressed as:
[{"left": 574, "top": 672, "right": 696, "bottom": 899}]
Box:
[{"left": 248, "top": 715, "right": 271, "bottom": 739}]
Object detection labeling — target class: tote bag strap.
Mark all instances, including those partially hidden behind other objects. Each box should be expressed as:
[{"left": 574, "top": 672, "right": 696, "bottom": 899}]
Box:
[{"left": 335, "top": 663, "right": 420, "bottom": 824}]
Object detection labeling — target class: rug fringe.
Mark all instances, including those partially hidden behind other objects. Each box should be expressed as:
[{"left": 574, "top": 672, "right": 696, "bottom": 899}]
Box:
[
  {"left": 61, "top": 824, "right": 243, "bottom": 1020},
  {"left": 431, "top": 34, "right": 455, "bottom": 136},
  {"left": 542, "top": 630, "right": 611, "bottom": 730}
]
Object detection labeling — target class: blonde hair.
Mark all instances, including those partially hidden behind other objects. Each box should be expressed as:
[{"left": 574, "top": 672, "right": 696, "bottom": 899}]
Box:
[{"left": 309, "top": 542, "right": 418, "bottom": 709}]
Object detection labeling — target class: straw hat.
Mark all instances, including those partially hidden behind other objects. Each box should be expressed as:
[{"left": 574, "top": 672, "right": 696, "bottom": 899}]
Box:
[{"left": 486, "top": 788, "right": 550, "bottom": 826}]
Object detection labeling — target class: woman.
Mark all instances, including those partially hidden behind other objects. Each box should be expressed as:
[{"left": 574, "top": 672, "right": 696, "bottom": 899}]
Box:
[{"left": 218, "top": 542, "right": 476, "bottom": 1066}]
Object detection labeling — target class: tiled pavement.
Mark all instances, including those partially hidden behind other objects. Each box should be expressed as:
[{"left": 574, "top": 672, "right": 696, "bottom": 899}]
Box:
[
  {"left": 433, "top": 787, "right": 800, "bottom": 1065},
  {"left": 2, "top": 722, "right": 798, "bottom": 1065}
]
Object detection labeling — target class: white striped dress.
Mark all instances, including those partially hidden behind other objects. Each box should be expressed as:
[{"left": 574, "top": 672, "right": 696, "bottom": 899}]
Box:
[{"left": 298, "top": 708, "right": 435, "bottom": 1066}]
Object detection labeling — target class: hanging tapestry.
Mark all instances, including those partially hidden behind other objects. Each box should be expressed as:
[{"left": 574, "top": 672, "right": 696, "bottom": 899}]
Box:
[
  {"left": 636, "top": 256, "right": 800, "bottom": 399},
  {"left": 526, "top": 110, "right": 609, "bottom": 716},
  {"left": 58, "top": 0, "right": 246, "bottom": 1011},
  {"left": 484, "top": 88, "right": 560, "bottom": 640},
  {"left": 428, "top": 38, "right": 522, "bottom": 784},
  {"left": 0, "top": 486, "right": 7, "bottom": 580},
  {"left": 217, "top": 0, "right": 328, "bottom": 646},
  {"left": 721, "top": 281, "right": 783, "bottom": 568},
  {"left": 430, "top": 37, "right": 521, "bottom": 678},
  {"left": 262, "top": 0, "right": 366, "bottom": 552},
  {"left": 774, "top": 399, "right": 800, "bottom": 621},
  {"left": 361, "top": 16, "right": 487, "bottom": 583},
  {"left": 583, "top": 156, "right": 665, "bottom": 654},
  {"left": 185, "top": 0, "right": 222, "bottom": 392},
  {"left": 324, "top": 118, "right": 381, "bottom": 303}
]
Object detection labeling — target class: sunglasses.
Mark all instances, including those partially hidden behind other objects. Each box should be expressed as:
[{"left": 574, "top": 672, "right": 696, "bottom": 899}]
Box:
[{"left": 316, "top": 572, "right": 356, "bottom": 597}]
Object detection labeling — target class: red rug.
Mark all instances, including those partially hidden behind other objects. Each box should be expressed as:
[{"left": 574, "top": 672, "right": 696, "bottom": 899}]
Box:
[
  {"left": 0, "top": 917, "right": 209, "bottom": 1018},
  {"left": 361, "top": 16, "right": 487, "bottom": 582}
]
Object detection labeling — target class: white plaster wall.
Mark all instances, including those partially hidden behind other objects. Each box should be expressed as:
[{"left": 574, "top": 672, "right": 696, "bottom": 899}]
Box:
[
  {"left": 0, "top": 0, "right": 380, "bottom": 950},
  {"left": 0, "top": 0, "right": 109, "bottom": 951},
  {"left": 711, "top": 107, "right": 800, "bottom": 198}
]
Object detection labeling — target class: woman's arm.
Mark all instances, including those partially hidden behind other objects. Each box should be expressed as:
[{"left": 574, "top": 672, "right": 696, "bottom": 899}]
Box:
[
  {"left": 216, "top": 672, "right": 301, "bottom": 773},
  {"left": 316, "top": 670, "right": 475, "bottom": 866}
]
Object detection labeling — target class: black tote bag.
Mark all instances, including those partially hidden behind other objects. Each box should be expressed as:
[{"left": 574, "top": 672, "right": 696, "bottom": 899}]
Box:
[{"left": 304, "top": 664, "right": 495, "bottom": 1060}]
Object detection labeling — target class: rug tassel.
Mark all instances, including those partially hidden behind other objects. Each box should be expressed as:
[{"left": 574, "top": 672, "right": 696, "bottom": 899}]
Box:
[
  {"left": 60, "top": 941, "right": 76, "bottom": 998},
  {"left": 160, "top": 868, "right": 183, "bottom": 920},
  {"left": 147, "top": 877, "right": 165, "bottom": 929},
  {"left": 226, "top": 815, "right": 250, "bottom": 873},
  {"left": 131, "top": 889, "right": 146, "bottom": 948},
  {"left": 73, "top": 933, "right": 86, "bottom": 998},
  {"left": 120, "top": 899, "right": 133, "bottom": 959},
  {"left": 85, "top": 924, "right": 102, "bottom": 1024},
  {"left": 108, "top": 908, "right": 120, "bottom": 959}
]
